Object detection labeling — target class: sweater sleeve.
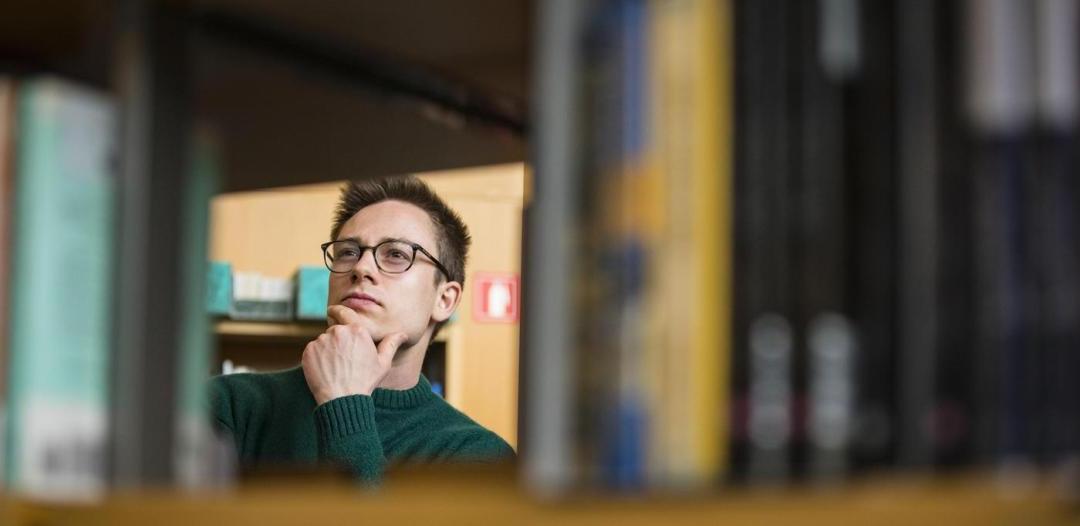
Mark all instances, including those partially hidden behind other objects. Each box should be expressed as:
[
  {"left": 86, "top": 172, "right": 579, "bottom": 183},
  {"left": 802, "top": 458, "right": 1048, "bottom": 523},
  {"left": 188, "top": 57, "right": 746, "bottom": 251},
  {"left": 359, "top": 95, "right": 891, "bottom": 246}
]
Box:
[
  {"left": 452, "top": 431, "right": 517, "bottom": 463},
  {"left": 207, "top": 376, "right": 240, "bottom": 451},
  {"left": 313, "top": 394, "right": 386, "bottom": 483}
]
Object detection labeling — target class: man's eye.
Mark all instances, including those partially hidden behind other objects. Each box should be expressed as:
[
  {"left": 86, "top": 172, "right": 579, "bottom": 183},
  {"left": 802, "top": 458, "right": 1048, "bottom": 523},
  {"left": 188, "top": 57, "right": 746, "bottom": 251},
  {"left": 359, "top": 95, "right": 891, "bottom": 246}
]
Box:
[
  {"left": 387, "top": 250, "right": 408, "bottom": 260},
  {"left": 338, "top": 249, "right": 359, "bottom": 258}
]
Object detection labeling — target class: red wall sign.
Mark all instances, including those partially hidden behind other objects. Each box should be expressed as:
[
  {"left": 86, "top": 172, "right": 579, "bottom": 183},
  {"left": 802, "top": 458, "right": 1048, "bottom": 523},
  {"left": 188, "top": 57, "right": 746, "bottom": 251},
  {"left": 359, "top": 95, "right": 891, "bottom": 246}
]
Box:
[{"left": 472, "top": 272, "right": 519, "bottom": 323}]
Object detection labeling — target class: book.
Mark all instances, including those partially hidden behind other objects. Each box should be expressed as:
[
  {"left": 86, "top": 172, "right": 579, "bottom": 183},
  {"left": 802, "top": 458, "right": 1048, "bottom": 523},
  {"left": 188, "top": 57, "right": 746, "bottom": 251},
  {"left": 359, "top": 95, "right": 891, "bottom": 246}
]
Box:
[
  {"left": 0, "top": 77, "right": 15, "bottom": 489},
  {"left": 846, "top": 0, "right": 900, "bottom": 471},
  {"left": 1030, "top": 0, "right": 1079, "bottom": 467},
  {"left": 934, "top": 0, "right": 977, "bottom": 468},
  {"left": 732, "top": 0, "right": 796, "bottom": 484},
  {"left": 796, "top": 0, "right": 857, "bottom": 481},
  {"left": 895, "top": 0, "right": 941, "bottom": 469},
  {"left": 4, "top": 77, "right": 117, "bottom": 500},
  {"left": 571, "top": 0, "right": 733, "bottom": 490},
  {"left": 647, "top": 0, "right": 730, "bottom": 487},
  {"left": 174, "top": 130, "right": 229, "bottom": 488},
  {"left": 965, "top": 0, "right": 1037, "bottom": 468}
]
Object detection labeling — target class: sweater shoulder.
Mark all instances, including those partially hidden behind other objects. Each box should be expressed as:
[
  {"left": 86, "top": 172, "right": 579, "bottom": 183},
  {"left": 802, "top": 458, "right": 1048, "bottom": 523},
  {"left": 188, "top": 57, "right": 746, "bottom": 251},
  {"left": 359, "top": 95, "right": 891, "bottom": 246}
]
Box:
[
  {"left": 209, "top": 367, "right": 305, "bottom": 401},
  {"left": 208, "top": 367, "right": 307, "bottom": 430},
  {"left": 422, "top": 397, "right": 515, "bottom": 461}
]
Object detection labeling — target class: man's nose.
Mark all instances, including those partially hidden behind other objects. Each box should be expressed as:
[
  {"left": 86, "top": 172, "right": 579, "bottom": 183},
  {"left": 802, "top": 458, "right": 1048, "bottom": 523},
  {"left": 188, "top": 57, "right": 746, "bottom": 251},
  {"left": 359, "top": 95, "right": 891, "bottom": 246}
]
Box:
[{"left": 351, "top": 247, "right": 380, "bottom": 281}]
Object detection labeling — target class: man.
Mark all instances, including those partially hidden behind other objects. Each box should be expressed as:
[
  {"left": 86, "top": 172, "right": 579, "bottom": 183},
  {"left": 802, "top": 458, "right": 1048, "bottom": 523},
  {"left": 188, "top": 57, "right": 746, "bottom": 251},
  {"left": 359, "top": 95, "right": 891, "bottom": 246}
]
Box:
[{"left": 210, "top": 176, "right": 514, "bottom": 482}]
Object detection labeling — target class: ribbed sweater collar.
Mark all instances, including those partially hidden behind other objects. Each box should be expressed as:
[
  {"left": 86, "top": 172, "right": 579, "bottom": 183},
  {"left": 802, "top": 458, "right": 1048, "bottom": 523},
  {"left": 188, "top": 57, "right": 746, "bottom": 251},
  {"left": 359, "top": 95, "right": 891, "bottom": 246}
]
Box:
[
  {"left": 291, "top": 367, "right": 435, "bottom": 410},
  {"left": 371, "top": 374, "right": 435, "bottom": 409}
]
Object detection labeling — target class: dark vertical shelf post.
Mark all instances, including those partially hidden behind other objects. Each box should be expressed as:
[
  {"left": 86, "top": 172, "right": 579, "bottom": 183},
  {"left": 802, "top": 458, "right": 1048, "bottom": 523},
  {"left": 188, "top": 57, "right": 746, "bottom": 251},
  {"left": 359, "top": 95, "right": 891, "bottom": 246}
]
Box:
[
  {"left": 522, "top": 0, "right": 584, "bottom": 495},
  {"left": 109, "top": 0, "right": 192, "bottom": 486}
]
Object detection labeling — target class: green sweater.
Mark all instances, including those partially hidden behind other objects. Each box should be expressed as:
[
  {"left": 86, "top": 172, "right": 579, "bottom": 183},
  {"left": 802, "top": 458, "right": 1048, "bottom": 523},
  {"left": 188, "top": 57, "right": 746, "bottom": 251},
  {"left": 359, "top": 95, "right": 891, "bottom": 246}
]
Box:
[{"left": 209, "top": 367, "right": 514, "bottom": 482}]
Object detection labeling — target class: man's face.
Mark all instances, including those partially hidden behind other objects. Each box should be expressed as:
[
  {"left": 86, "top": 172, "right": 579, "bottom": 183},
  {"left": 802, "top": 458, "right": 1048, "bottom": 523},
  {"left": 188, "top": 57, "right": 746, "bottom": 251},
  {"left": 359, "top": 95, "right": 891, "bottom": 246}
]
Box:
[{"left": 327, "top": 199, "right": 449, "bottom": 345}]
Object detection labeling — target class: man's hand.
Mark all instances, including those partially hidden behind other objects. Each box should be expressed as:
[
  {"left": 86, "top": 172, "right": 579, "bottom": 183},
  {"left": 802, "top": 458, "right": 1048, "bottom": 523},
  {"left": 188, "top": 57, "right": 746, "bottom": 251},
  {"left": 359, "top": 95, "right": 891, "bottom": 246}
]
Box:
[{"left": 302, "top": 305, "right": 409, "bottom": 405}]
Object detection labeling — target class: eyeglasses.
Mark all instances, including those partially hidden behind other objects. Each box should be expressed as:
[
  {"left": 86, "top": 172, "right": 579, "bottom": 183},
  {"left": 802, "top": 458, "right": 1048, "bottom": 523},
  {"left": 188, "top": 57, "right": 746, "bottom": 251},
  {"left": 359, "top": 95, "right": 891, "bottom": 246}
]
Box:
[{"left": 320, "top": 239, "right": 452, "bottom": 281}]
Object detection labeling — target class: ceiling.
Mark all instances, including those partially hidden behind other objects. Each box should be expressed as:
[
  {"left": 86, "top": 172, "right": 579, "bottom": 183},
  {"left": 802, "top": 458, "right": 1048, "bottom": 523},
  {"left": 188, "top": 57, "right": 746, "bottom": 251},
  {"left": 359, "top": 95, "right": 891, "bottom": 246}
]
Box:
[
  {"left": 0, "top": 0, "right": 532, "bottom": 191},
  {"left": 193, "top": 0, "right": 531, "bottom": 101}
]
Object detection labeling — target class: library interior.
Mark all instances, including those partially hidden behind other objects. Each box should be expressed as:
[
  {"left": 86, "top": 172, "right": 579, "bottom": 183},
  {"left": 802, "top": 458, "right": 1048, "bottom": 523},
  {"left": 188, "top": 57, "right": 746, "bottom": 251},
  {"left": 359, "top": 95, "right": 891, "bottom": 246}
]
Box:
[{"left": 1, "top": 0, "right": 1079, "bottom": 524}]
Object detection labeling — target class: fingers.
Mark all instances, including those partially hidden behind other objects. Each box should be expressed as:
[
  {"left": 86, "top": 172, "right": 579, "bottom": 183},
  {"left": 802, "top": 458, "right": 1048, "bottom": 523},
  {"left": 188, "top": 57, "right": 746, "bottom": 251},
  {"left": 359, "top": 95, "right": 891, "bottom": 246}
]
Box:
[
  {"left": 327, "top": 304, "right": 364, "bottom": 326},
  {"left": 326, "top": 309, "right": 342, "bottom": 327},
  {"left": 326, "top": 305, "right": 347, "bottom": 326},
  {"left": 376, "top": 332, "right": 409, "bottom": 365}
]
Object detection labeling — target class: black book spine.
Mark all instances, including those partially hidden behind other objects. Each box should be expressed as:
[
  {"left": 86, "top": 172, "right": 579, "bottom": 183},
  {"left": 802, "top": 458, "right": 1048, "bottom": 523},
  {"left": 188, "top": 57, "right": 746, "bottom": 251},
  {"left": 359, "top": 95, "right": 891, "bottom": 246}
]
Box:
[
  {"left": 895, "top": 0, "right": 942, "bottom": 469},
  {"left": 732, "top": 0, "right": 796, "bottom": 485},
  {"left": 847, "top": 0, "right": 900, "bottom": 471},
  {"left": 934, "top": 0, "right": 978, "bottom": 469},
  {"left": 1031, "top": 0, "right": 1080, "bottom": 467},
  {"left": 798, "top": 0, "right": 856, "bottom": 482}
]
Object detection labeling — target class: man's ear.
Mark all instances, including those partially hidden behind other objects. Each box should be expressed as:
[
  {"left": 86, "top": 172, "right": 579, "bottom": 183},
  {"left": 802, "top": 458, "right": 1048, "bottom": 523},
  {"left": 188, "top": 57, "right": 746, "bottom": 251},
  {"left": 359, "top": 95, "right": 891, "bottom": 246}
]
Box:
[{"left": 431, "top": 280, "right": 462, "bottom": 323}]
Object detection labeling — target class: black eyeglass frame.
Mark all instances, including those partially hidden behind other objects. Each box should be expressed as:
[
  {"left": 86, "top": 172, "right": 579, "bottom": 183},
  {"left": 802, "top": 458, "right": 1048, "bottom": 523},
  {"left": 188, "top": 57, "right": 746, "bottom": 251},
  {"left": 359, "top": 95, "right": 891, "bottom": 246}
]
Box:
[{"left": 320, "top": 239, "right": 453, "bottom": 282}]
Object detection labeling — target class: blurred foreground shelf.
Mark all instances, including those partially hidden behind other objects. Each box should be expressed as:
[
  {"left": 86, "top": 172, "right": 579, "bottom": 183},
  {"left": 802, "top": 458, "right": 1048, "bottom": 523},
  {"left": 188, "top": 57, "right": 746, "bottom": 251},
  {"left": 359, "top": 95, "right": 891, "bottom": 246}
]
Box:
[{"left": 2, "top": 472, "right": 1074, "bottom": 526}]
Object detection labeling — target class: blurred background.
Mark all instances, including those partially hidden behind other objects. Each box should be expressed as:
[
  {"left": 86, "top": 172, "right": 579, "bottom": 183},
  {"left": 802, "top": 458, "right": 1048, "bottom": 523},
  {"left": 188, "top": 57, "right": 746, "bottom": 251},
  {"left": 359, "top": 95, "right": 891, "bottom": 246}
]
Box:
[{"left": 1, "top": 0, "right": 1079, "bottom": 523}]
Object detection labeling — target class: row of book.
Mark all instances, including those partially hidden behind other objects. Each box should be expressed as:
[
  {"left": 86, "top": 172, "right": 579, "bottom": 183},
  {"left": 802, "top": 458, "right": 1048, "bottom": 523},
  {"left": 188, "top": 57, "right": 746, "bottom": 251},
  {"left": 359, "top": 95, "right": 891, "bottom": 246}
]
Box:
[
  {"left": 731, "top": 0, "right": 1080, "bottom": 483},
  {"left": 524, "top": 0, "right": 1080, "bottom": 492},
  {"left": 209, "top": 262, "right": 331, "bottom": 322}
]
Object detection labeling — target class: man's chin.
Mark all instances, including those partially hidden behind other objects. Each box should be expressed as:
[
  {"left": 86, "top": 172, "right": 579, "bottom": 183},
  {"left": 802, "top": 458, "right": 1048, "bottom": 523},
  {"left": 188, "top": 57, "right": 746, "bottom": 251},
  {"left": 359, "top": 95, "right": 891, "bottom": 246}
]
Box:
[{"left": 329, "top": 307, "right": 379, "bottom": 330}]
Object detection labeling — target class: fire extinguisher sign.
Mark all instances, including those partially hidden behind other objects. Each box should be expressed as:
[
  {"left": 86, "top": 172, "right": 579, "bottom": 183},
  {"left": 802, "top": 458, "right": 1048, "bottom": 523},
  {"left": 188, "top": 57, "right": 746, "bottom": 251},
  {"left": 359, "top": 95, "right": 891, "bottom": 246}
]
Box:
[{"left": 472, "top": 272, "right": 519, "bottom": 323}]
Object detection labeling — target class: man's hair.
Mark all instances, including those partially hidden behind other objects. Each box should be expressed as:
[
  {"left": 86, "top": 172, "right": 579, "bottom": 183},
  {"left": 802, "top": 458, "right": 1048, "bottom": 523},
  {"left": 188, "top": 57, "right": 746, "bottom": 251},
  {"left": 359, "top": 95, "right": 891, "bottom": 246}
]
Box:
[{"left": 331, "top": 176, "right": 471, "bottom": 288}]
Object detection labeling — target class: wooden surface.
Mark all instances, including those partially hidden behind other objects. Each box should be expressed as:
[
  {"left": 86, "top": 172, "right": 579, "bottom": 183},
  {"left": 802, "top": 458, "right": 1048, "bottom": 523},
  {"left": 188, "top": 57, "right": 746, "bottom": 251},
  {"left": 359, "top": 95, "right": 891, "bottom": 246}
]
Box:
[
  {"left": 215, "top": 320, "right": 451, "bottom": 342},
  {"left": 1, "top": 472, "right": 1074, "bottom": 526},
  {"left": 216, "top": 320, "right": 327, "bottom": 341}
]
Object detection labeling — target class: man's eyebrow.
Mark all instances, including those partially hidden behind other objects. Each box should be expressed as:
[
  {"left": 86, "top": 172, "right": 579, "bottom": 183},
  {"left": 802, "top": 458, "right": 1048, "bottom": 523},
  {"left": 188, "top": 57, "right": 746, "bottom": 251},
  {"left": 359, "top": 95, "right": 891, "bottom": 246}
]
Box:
[{"left": 336, "top": 236, "right": 414, "bottom": 245}]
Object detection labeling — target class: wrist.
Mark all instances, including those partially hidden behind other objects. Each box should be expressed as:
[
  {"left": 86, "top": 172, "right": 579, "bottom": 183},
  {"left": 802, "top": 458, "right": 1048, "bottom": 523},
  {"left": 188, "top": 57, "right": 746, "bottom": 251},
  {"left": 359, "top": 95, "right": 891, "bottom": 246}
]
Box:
[{"left": 315, "top": 386, "right": 374, "bottom": 406}]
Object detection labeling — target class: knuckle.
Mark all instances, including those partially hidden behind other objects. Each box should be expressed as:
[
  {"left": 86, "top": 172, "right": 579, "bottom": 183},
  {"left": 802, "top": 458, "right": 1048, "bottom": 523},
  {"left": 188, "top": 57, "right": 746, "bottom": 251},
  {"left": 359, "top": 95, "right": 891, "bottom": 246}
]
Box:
[{"left": 304, "top": 339, "right": 324, "bottom": 357}]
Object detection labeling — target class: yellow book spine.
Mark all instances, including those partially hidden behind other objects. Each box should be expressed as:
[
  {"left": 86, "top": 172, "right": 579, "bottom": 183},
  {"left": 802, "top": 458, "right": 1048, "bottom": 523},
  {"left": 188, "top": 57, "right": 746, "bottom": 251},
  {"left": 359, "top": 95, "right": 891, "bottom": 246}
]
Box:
[{"left": 688, "top": 0, "right": 732, "bottom": 482}]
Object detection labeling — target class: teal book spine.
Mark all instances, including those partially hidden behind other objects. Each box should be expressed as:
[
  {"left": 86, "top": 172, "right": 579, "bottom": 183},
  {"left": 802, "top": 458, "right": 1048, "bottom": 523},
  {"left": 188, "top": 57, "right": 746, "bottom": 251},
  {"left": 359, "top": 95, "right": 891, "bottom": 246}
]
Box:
[
  {"left": 295, "top": 265, "right": 330, "bottom": 321},
  {"left": 4, "top": 78, "right": 116, "bottom": 499},
  {"left": 205, "top": 261, "right": 233, "bottom": 316}
]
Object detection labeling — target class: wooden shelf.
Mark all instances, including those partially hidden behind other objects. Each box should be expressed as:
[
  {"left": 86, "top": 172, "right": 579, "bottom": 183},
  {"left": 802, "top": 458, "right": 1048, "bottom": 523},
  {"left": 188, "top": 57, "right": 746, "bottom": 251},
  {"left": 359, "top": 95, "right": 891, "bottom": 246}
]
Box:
[
  {"left": 214, "top": 320, "right": 452, "bottom": 343},
  {"left": 2, "top": 471, "right": 1069, "bottom": 526},
  {"left": 215, "top": 320, "right": 326, "bottom": 342}
]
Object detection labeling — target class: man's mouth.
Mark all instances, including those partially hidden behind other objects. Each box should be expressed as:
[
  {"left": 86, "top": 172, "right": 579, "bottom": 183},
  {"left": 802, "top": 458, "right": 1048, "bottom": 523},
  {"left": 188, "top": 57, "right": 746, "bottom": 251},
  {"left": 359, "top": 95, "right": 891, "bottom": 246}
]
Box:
[{"left": 342, "top": 292, "right": 381, "bottom": 310}]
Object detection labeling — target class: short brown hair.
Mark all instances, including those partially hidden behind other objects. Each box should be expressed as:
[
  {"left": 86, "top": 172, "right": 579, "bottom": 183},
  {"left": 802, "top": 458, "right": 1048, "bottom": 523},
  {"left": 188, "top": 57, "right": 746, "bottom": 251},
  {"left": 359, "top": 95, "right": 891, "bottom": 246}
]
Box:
[{"left": 331, "top": 176, "right": 471, "bottom": 288}]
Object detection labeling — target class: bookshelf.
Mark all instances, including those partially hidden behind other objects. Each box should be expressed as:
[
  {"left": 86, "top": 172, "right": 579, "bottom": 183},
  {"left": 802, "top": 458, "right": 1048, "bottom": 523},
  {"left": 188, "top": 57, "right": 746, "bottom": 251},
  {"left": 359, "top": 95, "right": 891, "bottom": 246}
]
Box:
[{"left": 2, "top": 0, "right": 1079, "bottom": 522}]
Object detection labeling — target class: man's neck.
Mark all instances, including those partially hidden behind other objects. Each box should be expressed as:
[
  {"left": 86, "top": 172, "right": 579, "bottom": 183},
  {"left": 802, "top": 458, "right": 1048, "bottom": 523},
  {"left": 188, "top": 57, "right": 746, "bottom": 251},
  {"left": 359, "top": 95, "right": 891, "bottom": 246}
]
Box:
[{"left": 376, "top": 334, "right": 429, "bottom": 391}]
